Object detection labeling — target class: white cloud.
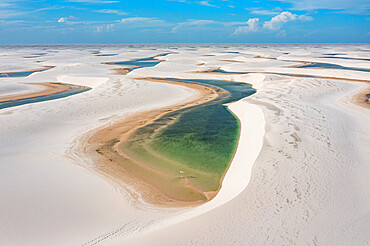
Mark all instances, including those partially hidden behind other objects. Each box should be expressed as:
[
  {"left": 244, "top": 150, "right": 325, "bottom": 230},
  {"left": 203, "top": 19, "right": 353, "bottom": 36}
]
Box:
[
  {"left": 107, "top": 23, "right": 114, "bottom": 30},
  {"left": 0, "top": 9, "right": 24, "bottom": 19},
  {"left": 0, "top": 1, "right": 24, "bottom": 19},
  {"left": 172, "top": 19, "right": 254, "bottom": 33},
  {"left": 246, "top": 7, "right": 284, "bottom": 15},
  {"left": 172, "top": 19, "right": 217, "bottom": 32},
  {"left": 198, "top": 1, "right": 219, "bottom": 8},
  {"left": 120, "top": 17, "right": 156, "bottom": 24},
  {"left": 95, "top": 26, "right": 103, "bottom": 32},
  {"left": 96, "top": 9, "right": 127, "bottom": 15},
  {"left": 275, "top": 0, "right": 369, "bottom": 14},
  {"left": 57, "top": 16, "right": 77, "bottom": 23},
  {"left": 0, "top": 0, "right": 16, "bottom": 8},
  {"left": 233, "top": 11, "right": 313, "bottom": 35},
  {"left": 95, "top": 23, "right": 114, "bottom": 32},
  {"left": 233, "top": 18, "right": 259, "bottom": 34},
  {"left": 58, "top": 17, "right": 68, "bottom": 23},
  {"left": 117, "top": 17, "right": 168, "bottom": 28},
  {"left": 0, "top": 20, "right": 25, "bottom": 25},
  {"left": 263, "top": 11, "right": 313, "bottom": 30},
  {"left": 34, "top": 6, "right": 65, "bottom": 12}
]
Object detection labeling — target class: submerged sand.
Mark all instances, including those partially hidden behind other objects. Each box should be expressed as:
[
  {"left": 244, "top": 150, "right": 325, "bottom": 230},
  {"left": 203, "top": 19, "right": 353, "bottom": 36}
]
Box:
[{"left": 81, "top": 78, "right": 220, "bottom": 206}]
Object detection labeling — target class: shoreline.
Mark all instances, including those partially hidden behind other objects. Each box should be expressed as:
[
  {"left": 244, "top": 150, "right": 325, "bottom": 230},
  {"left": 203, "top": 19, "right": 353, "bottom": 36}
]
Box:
[
  {"left": 350, "top": 83, "right": 370, "bottom": 109},
  {"left": 0, "top": 82, "right": 71, "bottom": 103},
  {"left": 79, "top": 77, "right": 222, "bottom": 207},
  {"left": 0, "top": 66, "right": 54, "bottom": 77},
  {"left": 119, "top": 70, "right": 368, "bottom": 245},
  {"left": 195, "top": 67, "right": 370, "bottom": 109},
  {"left": 117, "top": 92, "right": 266, "bottom": 244},
  {"left": 2, "top": 45, "right": 369, "bottom": 246}
]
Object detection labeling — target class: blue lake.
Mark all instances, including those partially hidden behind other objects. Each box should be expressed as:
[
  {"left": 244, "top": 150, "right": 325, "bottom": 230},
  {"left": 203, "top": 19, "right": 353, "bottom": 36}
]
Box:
[{"left": 0, "top": 83, "right": 90, "bottom": 110}]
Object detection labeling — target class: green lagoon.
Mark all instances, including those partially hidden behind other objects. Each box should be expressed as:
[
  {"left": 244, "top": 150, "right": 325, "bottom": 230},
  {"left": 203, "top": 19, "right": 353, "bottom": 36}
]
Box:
[{"left": 122, "top": 78, "right": 255, "bottom": 201}]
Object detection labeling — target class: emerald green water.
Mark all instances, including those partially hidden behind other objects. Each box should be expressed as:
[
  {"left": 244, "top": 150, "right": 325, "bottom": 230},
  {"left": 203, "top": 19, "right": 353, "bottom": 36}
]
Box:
[{"left": 124, "top": 78, "right": 255, "bottom": 192}]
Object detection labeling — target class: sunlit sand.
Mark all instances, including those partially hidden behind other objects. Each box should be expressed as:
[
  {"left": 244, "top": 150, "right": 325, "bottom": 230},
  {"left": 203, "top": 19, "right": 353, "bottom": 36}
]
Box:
[{"left": 0, "top": 44, "right": 369, "bottom": 246}]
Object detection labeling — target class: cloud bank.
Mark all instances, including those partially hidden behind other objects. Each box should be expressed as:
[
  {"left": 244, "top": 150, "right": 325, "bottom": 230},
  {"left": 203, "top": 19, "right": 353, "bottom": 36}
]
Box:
[
  {"left": 233, "top": 18, "right": 259, "bottom": 34},
  {"left": 263, "top": 11, "right": 313, "bottom": 30},
  {"left": 234, "top": 11, "right": 313, "bottom": 35}
]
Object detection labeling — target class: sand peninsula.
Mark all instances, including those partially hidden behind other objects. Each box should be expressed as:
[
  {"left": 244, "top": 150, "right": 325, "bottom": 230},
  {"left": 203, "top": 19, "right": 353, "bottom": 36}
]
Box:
[
  {"left": 0, "top": 82, "right": 91, "bottom": 110},
  {"left": 81, "top": 76, "right": 255, "bottom": 206}
]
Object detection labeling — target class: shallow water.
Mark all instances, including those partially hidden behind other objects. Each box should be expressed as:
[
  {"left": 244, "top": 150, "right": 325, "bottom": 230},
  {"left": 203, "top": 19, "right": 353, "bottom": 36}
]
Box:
[
  {"left": 105, "top": 54, "right": 169, "bottom": 73},
  {"left": 300, "top": 62, "right": 370, "bottom": 73},
  {"left": 122, "top": 78, "right": 255, "bottom": 199},
  {"left": 205, "top": 68, "right": 246, "bottom": 74},
  {"left": 321, "top": 56, "right": 370, "bottom": 62},
  {"left": 96, "top": 54, "right": 118, "bottom": 57},
  {"left": 0, "top": 83, "right": 90, "bottom": 110},
  {"left": 0, "top": 70, "right": 42, "bottom": 78},
  {"left": 0, "top": 67, "right": 52, "bottom": 78}
]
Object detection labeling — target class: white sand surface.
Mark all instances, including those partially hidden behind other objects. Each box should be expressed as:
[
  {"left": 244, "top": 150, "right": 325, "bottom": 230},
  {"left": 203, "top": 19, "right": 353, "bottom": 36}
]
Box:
[
  {"left": 0, "top": 81, "right": 43, "bottom": 97},
  {"left": 0, "top": 44, "right": 369, "bottom": 246},
  {"left": 119, "top": 77, "right": 370, "bottom": 246}
]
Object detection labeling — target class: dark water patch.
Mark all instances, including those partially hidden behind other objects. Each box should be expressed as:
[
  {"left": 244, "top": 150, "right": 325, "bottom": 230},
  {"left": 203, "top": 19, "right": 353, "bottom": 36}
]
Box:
[
  {"left": 24, "top": 55, "right": 42, "bottom": 59},
  {"left": 108, "top": 60, "right": 160, "bottom": 67},
  {"left": 105, "top": 54, "right": 169, "bottom": 73},
  {"left": 0, "top": 83, "right": 90, "bottom": 110},
  {"left": 1, "top": 70, "right": 40, "bottom": 77},
  {"left": 0, "top": 67, "right": 53, "bottom": 78},
  {"left": 35, "top": 53, "right": 46, "bottom": 55},
  {"left": 223, "top": 51, "right": 240, "bottom": 54},
  {"left": 323, "top": 53, "right": 347, "bottom": 56},
  {"left": 156, "top": 52, "right": 171, "bottom": 57},
  {"left": 96, "top": 54, "right": 118, "bottom": 57},
  {"left": 204, "top": 68, "right": 246, "bottom": 74},
  {"left": 202, "top": 67, "right": 364, "bottom": 79},
  {"left": 299, "top": 62, "right": 370, "bottom": 73},
  {"left": 321, "top": 56, "right": 370, "bottom": 62}
]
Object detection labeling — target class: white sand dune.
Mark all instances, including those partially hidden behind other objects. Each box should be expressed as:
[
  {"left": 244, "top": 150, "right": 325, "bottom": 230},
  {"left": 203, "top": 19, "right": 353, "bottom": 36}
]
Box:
[{"left": 0, "top": 44, "right": 369, "bottom": 246}]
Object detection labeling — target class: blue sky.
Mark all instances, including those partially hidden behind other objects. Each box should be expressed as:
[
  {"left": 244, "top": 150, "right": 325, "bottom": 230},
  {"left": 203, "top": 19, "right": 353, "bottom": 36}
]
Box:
[{"left": 0, "top": 0, "right": 369, "bottom": 44}]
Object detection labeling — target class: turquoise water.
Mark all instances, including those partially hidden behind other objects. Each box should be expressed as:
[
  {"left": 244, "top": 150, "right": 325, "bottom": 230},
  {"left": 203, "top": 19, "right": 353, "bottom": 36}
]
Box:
[
  {"left": 0, "top": 83, "right": 90, "bottom": 110},
  {"left": 105, "top": 54, "right": 170, "bottom": 73},
  {"left": 299, "top": 62, "right": 370, "bottom": 73},
  {"left": 321, "top": 56, "right": 370, "bottom": 62},
  {"left": 123, "top": 77, "right": 256, "bottom": 195},
  {"left": 129, "top": 78, "right": 255, "bottom": 174},
  {"left": 109, "top": 60, "right": 161, "bottom": 67},
  {"left": 0, "top": 71, "right": 42, "bottom": 78},
  {"left": 205, "top": 68, "right": 245, "bottom": 74},
  {"left": 97, "top": 54, "right": 118, "bottom": 57},
  {"left": 202, "top": 61, "right": 370, "bottom": 75},
  {"left": 0, "top": 67, "right": 52, "bottom": 78}
]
